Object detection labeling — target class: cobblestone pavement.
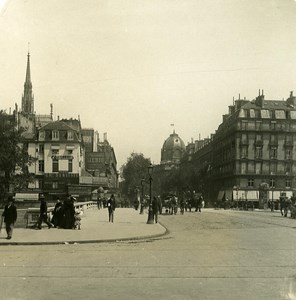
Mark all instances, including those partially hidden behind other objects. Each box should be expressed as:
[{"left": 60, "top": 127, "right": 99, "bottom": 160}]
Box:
[{"left": 0, "top": 208, "right": 296, "bottom": 300}]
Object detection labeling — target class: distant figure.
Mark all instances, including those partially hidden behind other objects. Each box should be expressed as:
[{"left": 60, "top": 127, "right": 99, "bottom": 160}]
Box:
[
  {"left": 1, "top": 196, "right": 17, "bottom": 239},
  {"left": 197, "top": 195, "right": 203, "bottom": 213},
  {"left": 157, "top": 196, "right": 162, "bottom": 215},
  {"left": 107, "top": 194, "right": 116, "bottom": 222},
  {"left": 62, "top": 195, "right": 76, "bottom": 229},
  {"left": 51, "top": 197, "right": 63, "bottom": 228},
  {"left": 36, "top": 194, "right": 53, "bottom": 229},
  {"left": 152, "top": 196, "right": 159, "bottom": 223}
]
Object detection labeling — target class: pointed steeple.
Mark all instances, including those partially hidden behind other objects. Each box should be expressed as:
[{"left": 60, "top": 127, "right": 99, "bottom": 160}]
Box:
[{"left": 21, "top": 51, "right": 34, "bottom": 114}]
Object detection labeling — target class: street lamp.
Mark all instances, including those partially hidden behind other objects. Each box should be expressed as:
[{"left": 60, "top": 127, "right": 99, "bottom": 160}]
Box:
[
  {"left": 147, "top": 163, "right": 154, "bottom": 224},
  {"left": 140, "top": 178, "right": 145, "bottom": 214}
]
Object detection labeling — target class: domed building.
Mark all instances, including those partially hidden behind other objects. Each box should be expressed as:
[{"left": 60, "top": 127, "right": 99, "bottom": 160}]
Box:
[{"left": 161, "top": 131, "right": 186, "bottom": 169}]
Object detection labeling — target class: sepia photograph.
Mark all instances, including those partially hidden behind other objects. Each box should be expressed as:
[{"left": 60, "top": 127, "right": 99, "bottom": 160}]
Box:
[{"left": 1, "top": 1, "right": 296, "bottom": 299}]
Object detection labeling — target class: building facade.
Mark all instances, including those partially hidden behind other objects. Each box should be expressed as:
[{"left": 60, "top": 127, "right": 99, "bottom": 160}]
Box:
[
  {"left": 184, "top": 91, "right": 296, "bottom": 207},
  {"left": 0, "top": 52, "right": 119, "bottom": 201}
]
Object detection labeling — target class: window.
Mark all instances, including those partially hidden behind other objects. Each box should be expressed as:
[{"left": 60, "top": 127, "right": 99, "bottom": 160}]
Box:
[
  {"left": 39, "top": 144, "right": 44, "bottom": 154},
  {"left": 286, "top": 179, "right": 291, "bottom": 188},
  {"left": 270, "top": 162, "right": 276, "bottom": 174},
  {"left": 38, "top": 160, "right": 44, "bottom": 172},
  {"left": 241, "top": 121, "right": 248, "bottom": 130},
  {"left": 285, "top": 163, "right": 292, "bottom": 174},
  {"left": 241, "top": 133, "right": 248, "bottom": 143},
  {"left": 67, "top": 131, "right": 74, "bottom": 140},
  {"left": 255, "top": 162, "right": 261, "bottom": 174},
  {"left": 67, "top": 150, "right": 73, "bottom": 155},
  {"left": 52, "top": 181, "right": 58, "bottom": 189},
  {"left": 68, "top": 159, "right": 73, "bottom": 172},
  {"left": 240, "top": 162, "right": 247, "bottom": 174},
  {"left": 38, "top": 179, "right": 44, "bottom": 189},
  {"left": 270, "top": 178, "right": 275, "bottom": 188},
  {"left": 285, "top": 149, "right": 292, "bottom": 160},
  {"left": 52, "top": 159, "right": 59, "bottom": 172},
  {"left": 248, "top": 178, "right": 254, "bottom": 187},
  {"left": 275, "top": 110, "right": 286, "bottom": 119},
  {"left": 52, "top": 131, "right": 59, "bottom": 141},
  {"left": 270, "top": 134, "right": 276, "bottom": 143},
  {"left": 255, "top": 121, "right": 262, "bottom": 130},
  {"left": 270, "top": 122, "right": 276, "bottom": 130},
  {"left": 261, "top": 110, "right": 271, "bottom": 118},
  {"left": 255, "top": 134, "right": 262, "bottom": 143},
  {"left": 255, "top": 147, "right": 262, "bottom": 158},
  {"left": 270, "top": 147, "right": 277, "bottom": 159},
  {"left": 240, "top": 146, "right": 248, "bottom": 158}
]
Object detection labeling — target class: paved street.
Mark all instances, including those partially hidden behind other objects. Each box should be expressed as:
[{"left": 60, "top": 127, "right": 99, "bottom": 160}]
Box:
[{"left": 0, "top": 208, "right": 296, "bottom": 300}]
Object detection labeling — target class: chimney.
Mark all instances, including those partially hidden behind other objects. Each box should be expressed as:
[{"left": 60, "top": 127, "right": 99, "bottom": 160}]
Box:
[
  {"left": 50, "top": 103, "right": 53, "bottom": 120},
  {"left": 286, "top": 90, "right": 296, "bottom": 106},
  {"left": 255, "top": 89, "right": 265, "bottom": 108},
  {"left": 104, "top": 132, "right": 107, "bottom": 142}
]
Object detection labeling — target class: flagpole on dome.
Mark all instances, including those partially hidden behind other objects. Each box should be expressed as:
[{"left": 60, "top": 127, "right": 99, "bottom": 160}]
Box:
[{"left": 170, "top": 123, "right": 175, "bottom": 134}]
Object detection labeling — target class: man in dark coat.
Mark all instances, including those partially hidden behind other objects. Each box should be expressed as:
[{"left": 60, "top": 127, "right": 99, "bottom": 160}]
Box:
[
  {"left": 1, "top": 196, "right": 17, "bottom": 239},
  {"left": 107, "top": 194, "right": 116, "bottom": 222},
  {"left": 36, "top": 194, "right": 53, "bottom": 229},
  {"left": 152, "top": 196, "right": 159, "bottom": 223}
]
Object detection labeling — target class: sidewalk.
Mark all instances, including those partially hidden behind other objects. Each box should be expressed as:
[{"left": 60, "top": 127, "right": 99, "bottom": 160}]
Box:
[{"left": 0, "top": 208, "right": 167, "bottom": 245}]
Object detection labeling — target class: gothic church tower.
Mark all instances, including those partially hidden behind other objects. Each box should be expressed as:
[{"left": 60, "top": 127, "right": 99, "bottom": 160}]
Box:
[{"left": 21, "top": 52, "right": 34, "bottom": 114}]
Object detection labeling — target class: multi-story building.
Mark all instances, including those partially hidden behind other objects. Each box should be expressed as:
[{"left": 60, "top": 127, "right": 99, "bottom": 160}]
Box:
[
  {"left": 26, "top": 119, "right": 85, "bottom": 200},
  {"left": 184, "top": 91, "right": 296, "bottom": 207},
  {"left": 0, "top": 51, "right": 119, "bottom": 201},
  {"left": 82, "top": 129, "right": 119, "bottom": 192}
]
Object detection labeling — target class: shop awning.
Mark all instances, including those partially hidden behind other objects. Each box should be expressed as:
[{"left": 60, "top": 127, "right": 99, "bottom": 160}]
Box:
[
  {"left": 245, "top": 190, "right": 259, "bottom": 201},
  {"left": 268, "top": 191, "right": 280, "bottom": 200}
]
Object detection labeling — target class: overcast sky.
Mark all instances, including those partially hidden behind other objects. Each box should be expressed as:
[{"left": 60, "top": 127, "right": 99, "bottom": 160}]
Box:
[{"left": 1, "top": 0, "right": 296, "bottom": 168}]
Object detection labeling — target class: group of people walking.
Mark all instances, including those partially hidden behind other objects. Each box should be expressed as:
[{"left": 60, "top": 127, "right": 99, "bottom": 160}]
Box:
[{"left": 36, "top": 194, "right": 78, "bottom": 230}]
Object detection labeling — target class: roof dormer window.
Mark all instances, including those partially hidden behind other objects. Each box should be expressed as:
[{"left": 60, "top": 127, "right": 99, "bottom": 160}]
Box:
[
  {"left": 52, "top": 130, "right": 59, "bottom": 141},
  {"left": 67, "top": 131, "right": 74, "bottom": 140}
]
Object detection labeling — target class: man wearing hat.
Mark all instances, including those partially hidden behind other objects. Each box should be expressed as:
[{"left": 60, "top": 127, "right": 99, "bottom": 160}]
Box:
[
  {"left": 1, "top": 196, "right": 17, "bottom": 239},
  {"left": 36, "top": 194, "right": 53, "bottom": 229}
]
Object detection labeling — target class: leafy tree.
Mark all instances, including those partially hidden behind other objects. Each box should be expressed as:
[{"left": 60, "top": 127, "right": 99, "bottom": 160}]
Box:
[
  {"left": 0, "top": 113, "right": 36, "bottom": 200},
  {"left": 120, "top": 152, "right": 151, "bottom": 198}
]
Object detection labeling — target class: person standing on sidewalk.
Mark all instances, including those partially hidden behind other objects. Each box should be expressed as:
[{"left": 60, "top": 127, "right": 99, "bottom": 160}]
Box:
[
  {"left": 1, "top": 196, "right": 17, "bottom": 239},
  {"left": 107, "top": 194, "right": 116, "bottom": 222},
  {"left": 36, "top": 194, "right": 53, "bottom": 229},
  {"left": 152, "top": 196, "right": 159, "bottom": 223}
]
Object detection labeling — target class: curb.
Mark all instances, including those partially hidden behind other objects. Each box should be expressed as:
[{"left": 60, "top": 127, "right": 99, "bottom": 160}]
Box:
[{"left": 0, "top": 222, "right": 169, "bottom": 246}]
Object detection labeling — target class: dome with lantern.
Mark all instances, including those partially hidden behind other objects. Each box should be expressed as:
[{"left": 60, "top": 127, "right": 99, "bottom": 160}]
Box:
[{"left": 161, "top": 130, "right": 186, "bottom": 166}]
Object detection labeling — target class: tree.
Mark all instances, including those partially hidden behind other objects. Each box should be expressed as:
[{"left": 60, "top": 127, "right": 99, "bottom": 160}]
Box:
[
  {"left": 0, "top": 113, "right": 36, "bottom": 200},
  {"left": 120, "top": 153, "right": 151, "bottom": 199}
]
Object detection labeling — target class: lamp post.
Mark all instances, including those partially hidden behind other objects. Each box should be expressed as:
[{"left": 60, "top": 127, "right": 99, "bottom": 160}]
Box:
[
  {"left": 140, "top": 178, "right": 145, "bottom": 214},
  {"left": 233, "top": 185, "right": 239, "bottom": 209},
  {"left": 147, "top": 163, "right": 154, "bottom": 224}
]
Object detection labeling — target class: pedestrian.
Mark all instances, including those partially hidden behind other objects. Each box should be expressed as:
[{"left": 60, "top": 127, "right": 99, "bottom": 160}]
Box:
[
  {"left": 36, "top": 194, "right": 53, "bottom": 229},
  {"left": 1, "top": 195, "right": 17, "bottom": 239},
  {"left": 62, "top": 195, "right": 76, "bottom": 229},
  {"left": 51, "top": 197, "right": 63, "bottom": 228},
  {"left": 152, "top": 196, "right": 159, "bottom": 223},
  {"left": 107, "top": 194, "right": 116, "bottom": 222},
  {"left": 197, "top": 195, "right": 203, "bottom": 213}
]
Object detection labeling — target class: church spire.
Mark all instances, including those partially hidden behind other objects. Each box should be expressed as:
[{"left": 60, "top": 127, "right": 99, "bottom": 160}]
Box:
[{"left": 21, "top": 51, "right": 34, "bottom": 114}]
